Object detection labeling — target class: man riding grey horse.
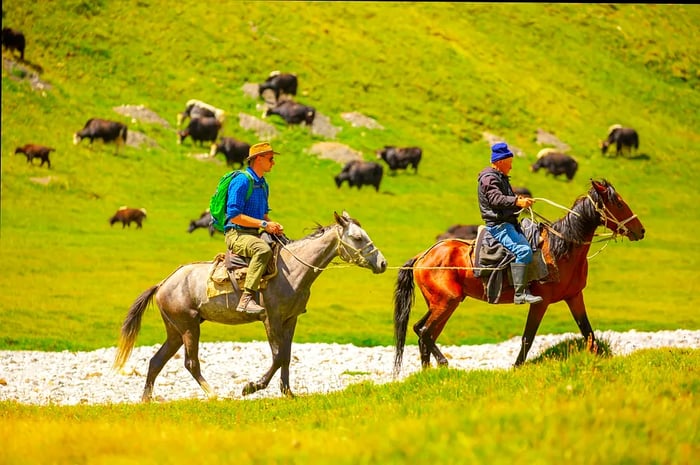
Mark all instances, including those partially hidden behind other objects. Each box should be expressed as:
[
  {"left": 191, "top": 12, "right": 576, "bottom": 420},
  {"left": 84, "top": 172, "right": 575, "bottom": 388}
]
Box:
[{"left": 224, "top": 142, "right": 285, "bottom": 315}]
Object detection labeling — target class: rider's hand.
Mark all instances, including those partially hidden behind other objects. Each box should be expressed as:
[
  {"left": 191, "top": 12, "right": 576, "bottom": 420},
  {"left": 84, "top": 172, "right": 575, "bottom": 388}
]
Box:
[
  {"left": 515, "top": 196, "right": 535, "bottom": 209},
  {"left": 266, "top": 222, "right": 284, "bottom": 235}
]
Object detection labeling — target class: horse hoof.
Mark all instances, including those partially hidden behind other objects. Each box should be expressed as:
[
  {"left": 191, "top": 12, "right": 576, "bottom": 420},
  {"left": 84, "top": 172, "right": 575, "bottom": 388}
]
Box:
[{"left": 242, "top": 382, "right": 257, "bottom": 396}]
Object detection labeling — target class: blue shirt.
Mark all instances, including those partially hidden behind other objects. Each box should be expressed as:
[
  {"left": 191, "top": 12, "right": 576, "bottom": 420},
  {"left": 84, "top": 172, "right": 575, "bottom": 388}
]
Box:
[{"left": 224, "top": 167, "right": 270, "bottom": 231}]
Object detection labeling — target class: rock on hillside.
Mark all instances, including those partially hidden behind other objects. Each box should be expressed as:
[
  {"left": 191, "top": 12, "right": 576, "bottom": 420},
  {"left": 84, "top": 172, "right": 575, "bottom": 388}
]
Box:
[{"left": 308, "top": 142, "right": 363, "bottom": 165}]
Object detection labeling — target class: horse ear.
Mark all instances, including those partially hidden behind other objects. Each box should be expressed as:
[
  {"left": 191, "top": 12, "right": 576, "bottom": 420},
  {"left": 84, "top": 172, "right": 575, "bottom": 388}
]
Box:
[
  {"left": 334, "top": 211, "right": 347, "bottom": 227},
  {"left": 591, "top": 179, "right": 607, "bottom": 194}
]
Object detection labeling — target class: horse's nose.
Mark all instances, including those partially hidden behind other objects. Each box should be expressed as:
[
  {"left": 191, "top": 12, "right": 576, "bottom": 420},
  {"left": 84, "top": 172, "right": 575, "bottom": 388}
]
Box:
[{"left": 375, "top": 258, "right": 388, "bottom": 274}]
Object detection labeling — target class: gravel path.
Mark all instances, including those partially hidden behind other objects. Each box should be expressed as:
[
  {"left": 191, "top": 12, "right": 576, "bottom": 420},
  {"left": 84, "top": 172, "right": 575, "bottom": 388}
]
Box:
[{"left": 1, "top": 330, "right": 698, "bottom": 406}]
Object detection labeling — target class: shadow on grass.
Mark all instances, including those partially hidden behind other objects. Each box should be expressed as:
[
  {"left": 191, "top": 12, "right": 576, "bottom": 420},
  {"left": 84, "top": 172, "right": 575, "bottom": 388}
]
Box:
[{"left": 529, "top": 336, "right": 612, "bottom": 364}]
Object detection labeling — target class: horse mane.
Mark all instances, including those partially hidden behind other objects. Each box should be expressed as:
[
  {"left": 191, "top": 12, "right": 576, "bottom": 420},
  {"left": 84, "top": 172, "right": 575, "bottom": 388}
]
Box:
[
  {"left": 285, "top": 216, "right": 362, "bottom": 245},
  {"left": 547, "top": 184, "right": 606, "bottom": 259}
]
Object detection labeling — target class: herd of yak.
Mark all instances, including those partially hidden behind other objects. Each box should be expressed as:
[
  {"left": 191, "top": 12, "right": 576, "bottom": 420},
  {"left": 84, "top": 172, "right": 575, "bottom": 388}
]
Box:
[{"left": 4, "top": 26, "right": 640, "bottom": 239}]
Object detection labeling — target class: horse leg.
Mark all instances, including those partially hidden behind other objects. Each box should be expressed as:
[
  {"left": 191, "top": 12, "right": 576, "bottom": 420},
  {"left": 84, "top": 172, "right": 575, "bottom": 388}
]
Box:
[
  {"left": 242, "top": 361, "right": 281, "bottom": 396},
  {"left": 241, "top": 311, "right": 284, "bottom": 396},
  {"left": 276, "top": 317, "right": 298, "bottom": 397},
  {"left": 143, "top": 325, "right": 183, "bottom": 402},
  {"left": 565, "top": 292, "right": 598, "bottom": 355},
  {"left": 515, "top": 302, "right": 548, "bottom": 366},
  {"left": 181, "top": 322, "right": 216, "bottom": 399},
  {"left": 413, "top": 299, "right": 460, "bottom": 369},
  {"left": 412, "top": 312, "right": 432, "bottom": 367}
]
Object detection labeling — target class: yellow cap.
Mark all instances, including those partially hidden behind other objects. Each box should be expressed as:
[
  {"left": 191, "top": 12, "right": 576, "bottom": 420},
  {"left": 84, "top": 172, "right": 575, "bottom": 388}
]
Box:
[{"left": 247, "top": 142, "right": 279, "bottom": 160}]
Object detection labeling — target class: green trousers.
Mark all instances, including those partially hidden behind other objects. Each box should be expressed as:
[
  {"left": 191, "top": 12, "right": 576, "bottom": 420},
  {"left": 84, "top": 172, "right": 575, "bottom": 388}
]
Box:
[{"left": 225, "top": 229, "right": 272, "bottom": 292}]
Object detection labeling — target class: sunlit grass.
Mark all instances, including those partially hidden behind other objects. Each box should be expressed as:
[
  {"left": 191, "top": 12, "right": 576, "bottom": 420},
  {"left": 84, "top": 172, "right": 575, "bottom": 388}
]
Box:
[{"left": 1, "top": 349, "right": 698, "bottom": 464}]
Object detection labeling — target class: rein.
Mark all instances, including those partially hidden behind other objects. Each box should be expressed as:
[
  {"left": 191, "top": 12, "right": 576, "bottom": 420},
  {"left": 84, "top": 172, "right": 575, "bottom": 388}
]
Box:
[{"left": 531, "top": 195, "right": 630, "bottom": 257}]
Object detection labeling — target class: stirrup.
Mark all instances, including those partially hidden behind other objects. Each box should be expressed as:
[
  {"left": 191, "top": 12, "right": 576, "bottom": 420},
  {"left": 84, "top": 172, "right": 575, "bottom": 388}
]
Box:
[{"left": 514, "top": 292, "right": 543, "bottom": 305}]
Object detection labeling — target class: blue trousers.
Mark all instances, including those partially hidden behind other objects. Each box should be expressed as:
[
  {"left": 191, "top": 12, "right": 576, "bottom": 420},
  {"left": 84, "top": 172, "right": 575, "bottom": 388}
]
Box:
[{"left": 486, "top": 223, "right": 533, "bottom": 264}]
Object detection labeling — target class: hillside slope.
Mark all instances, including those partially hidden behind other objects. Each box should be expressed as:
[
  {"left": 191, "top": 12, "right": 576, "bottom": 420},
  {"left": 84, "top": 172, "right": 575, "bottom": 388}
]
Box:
[{"left": 2, "top": 2, "right": 699, "bottom": 350}]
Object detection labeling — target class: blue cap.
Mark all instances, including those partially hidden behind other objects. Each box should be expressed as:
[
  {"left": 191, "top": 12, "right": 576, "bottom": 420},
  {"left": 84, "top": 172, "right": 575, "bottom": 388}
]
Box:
[{"left": 491, "top": 143, "right": 514, "bottom": 163}]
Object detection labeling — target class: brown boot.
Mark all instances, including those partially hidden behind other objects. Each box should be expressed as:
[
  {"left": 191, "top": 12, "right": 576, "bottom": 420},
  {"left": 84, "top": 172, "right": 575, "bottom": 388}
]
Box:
[{"left": 236, "top": 291, "right": 265, "bottom": 315}]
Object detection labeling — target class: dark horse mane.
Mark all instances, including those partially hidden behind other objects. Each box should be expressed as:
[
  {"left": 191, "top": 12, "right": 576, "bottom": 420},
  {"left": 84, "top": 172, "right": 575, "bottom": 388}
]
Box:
[
  {"left": 286, "top": 216, "right": 362, "bottom": 244},
  {"left": 547, "top": 180, "right": 611, "bottom": 259}
]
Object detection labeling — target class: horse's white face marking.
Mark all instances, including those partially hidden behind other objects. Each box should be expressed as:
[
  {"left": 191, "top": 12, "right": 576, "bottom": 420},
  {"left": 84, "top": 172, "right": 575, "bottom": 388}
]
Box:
[{"left": 338, "top": 219, "right": 387, "bottom": 274}]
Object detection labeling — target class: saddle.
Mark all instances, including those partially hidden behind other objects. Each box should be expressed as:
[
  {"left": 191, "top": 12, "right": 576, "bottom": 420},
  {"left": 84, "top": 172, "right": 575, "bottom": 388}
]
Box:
[
  {"left": 472, "top": 218, "right": 559, "bottom": 303},
  {"left": 206, "top": 233, "right": 283, "bottom": 300}
]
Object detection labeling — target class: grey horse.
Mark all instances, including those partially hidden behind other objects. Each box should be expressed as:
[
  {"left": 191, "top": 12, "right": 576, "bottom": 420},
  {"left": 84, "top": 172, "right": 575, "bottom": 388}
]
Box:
[{"left": 113, "top": 211, "right": 387, "bottom": 402}]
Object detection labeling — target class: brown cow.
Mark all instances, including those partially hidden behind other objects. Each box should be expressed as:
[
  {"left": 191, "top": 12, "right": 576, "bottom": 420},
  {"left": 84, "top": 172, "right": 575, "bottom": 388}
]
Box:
[
  {"left": 110, "top": 207, "right": 147, "bottom": 229},
  {"left": 15, "top": 144, "right": 55, "bottom": 168}
]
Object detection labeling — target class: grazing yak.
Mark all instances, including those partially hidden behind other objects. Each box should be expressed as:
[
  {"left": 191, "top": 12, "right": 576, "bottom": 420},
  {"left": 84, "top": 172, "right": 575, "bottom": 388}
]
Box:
[
  {"left": 177, "top": 99, "right": 226, "bottom": 127},
  {"left": 531, "top": 151, "right": 578, "bottom": 181},
  {"left": 2, "top": 27, "right": 25, "bottom": 60},
  {"left": 187, "top": 210, "right": 219, "bottom": 236},
  {"left": 436, "top": 224, "right": 479, "bottom": 241},
  {"left": 264, "top": 99, "right": 315, "bottom": 125},
  {"left": 601, "top": 124, "right": 639, "bottom": 157},
  {"left": 15, "top": 144, "right": 55, "bottom": 169},
  {"left": 73, "top": 118, "right": 128, "bottom": 153},
  {"left": 209, "top": 137, "right": 250, "bottom": 168},
  {"left": 110, "top": 207, "right": 147, "bottom": 229},
  {"left": 376, "top": 146, "right": 422, "bottom": 174},
  {"left": 258, "top": 71, "right": 298, "bottom": 102},
  {"left": 177, "top": 116, "right": 222, "bottom": 146},
  {"left": 334, "top": 160, "right": 384, "bottom": 192}
]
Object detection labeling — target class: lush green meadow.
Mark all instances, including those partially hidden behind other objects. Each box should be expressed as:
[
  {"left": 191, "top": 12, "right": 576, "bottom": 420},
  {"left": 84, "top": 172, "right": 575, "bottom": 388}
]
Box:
[
  {"left": 1, "top": 2, "right": 699, "bottom": 463},
  {"left": 2, "top": 2, "right": 698, "bottom": 352}
]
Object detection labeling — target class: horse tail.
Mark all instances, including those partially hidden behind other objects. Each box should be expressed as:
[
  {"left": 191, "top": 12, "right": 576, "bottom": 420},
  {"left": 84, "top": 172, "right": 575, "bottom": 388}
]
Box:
[
  {"left": 393, "top": 256, "right": 418, "bottom": 378},
  {"left": 113, "top": 284, "right": 159, "bottom": 371}
]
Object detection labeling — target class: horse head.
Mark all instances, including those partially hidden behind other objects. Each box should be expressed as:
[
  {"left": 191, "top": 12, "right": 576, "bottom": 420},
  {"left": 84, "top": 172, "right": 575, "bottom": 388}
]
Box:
[
  {"left": 334, "top": 211, "right": 387, "bottom": 274},
  {"left": 590, "top": 179, "right": 645, "bottom": 241}
]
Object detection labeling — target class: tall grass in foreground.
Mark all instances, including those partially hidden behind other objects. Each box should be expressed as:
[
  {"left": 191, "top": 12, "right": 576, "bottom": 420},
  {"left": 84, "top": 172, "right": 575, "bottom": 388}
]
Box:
[{"left": 1, "top": 349, "right": 697, "bottom": 464}]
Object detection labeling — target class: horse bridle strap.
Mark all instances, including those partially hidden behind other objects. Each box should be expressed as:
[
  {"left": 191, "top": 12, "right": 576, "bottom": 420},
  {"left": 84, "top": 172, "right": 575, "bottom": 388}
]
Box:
[
  {"left": 271, "top": 226, "right": 379, "bottom": 272},
  {"left": 335, "top": 228, "right": 380, "bottom": 267},
  {"left": 587, "top": 194, "right": 638, "bottom": 238}
]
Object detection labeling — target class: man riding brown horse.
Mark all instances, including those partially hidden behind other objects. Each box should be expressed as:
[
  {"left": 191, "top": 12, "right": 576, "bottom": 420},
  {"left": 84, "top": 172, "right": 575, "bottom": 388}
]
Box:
[{"left": 477, "top": 142, "right": 542, "bottom": 304}]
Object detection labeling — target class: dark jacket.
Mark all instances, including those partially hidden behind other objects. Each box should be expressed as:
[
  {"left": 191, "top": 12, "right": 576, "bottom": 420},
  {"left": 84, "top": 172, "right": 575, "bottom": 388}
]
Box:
[{"left": 477, "top": 167, "right": 519, "bottom": 226}]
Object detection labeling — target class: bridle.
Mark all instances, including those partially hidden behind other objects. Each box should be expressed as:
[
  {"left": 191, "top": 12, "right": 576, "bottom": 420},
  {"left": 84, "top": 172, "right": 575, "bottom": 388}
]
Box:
[
  {"left": 335, "top": 226, "right": 380, "bottom": 268},
  {"left": 587, "top": 194, "right": 638, "bottom": 239},
  {"left": 273, "top": 224, "right": 380, "bottom": 272}
]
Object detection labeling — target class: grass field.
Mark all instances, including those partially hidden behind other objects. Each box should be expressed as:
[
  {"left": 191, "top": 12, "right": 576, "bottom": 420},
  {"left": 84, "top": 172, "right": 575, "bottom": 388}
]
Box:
[{"left": 1, "top": 2, "right": 699, "bottom": 463}]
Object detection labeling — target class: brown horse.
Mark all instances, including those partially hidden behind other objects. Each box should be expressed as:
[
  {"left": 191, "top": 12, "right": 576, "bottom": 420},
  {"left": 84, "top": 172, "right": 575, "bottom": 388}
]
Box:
[{"left": 393, "top": 179, "right": 645, "bottom": 376}]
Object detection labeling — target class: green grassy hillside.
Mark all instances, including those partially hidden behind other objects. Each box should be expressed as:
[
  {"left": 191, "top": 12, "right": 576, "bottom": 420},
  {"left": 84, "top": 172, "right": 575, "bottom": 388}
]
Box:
[{"left": 2, "top": 2, "right": 699, "bottom": 351}]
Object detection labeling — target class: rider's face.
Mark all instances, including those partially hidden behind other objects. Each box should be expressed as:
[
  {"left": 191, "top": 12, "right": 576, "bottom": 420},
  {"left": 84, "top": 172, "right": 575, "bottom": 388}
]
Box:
[{"left": 494, "top": 157, "right": 512, "bottom": 175}]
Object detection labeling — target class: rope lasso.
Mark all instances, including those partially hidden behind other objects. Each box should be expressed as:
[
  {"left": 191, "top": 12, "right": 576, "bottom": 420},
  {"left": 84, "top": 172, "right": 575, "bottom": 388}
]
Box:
[{"left": 272, "top": 194, "right": 629, "bottom": 273}]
